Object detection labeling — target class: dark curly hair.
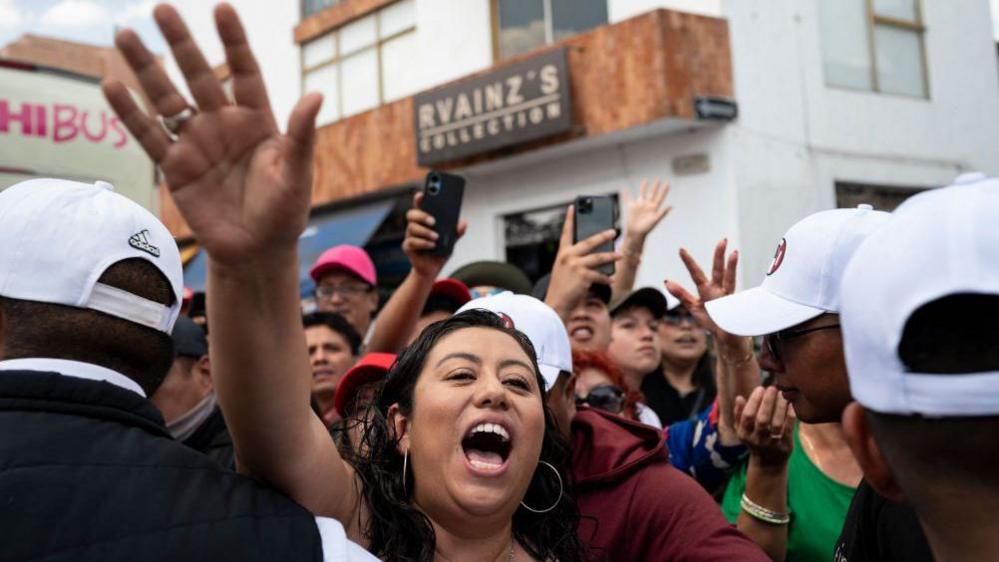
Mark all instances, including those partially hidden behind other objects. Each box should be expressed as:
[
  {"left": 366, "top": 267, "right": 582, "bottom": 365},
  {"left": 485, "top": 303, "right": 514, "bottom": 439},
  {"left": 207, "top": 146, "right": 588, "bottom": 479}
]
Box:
[{"left": 342, "top": 310, "right": 585, "bottom": 561}]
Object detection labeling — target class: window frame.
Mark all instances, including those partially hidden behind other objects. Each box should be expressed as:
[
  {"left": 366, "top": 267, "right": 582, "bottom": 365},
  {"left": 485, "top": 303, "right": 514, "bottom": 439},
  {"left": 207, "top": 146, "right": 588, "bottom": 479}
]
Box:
[
  {"left": 299, "top": 1, "right": 417, "bottom": 124},
  {"left": 301, "top": 0, "right": 340, "bottom": 21},
  {"left": 827, "top": 0, "right": 930, "bottom": 98},
  {"left": 491, "top": 0, "right": 605, "bottom": 61}
]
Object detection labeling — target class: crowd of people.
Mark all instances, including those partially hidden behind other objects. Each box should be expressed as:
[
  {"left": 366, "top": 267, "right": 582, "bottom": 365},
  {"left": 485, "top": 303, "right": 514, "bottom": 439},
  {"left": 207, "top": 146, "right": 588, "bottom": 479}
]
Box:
[{"left": 1, "top": 3, "right": 997, "bottom": 562}]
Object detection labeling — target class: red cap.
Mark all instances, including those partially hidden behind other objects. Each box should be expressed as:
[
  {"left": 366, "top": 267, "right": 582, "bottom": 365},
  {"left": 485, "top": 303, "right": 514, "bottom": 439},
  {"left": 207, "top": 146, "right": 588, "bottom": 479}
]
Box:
[
  {"left": 309, "top": 245, "right": 377, "bottom": 286},
  {"left": 430, "top": 278, "right": 471, "bottom": 307},
  {"left": 334, "top": 352, "right": 396, "bottom": 417}
]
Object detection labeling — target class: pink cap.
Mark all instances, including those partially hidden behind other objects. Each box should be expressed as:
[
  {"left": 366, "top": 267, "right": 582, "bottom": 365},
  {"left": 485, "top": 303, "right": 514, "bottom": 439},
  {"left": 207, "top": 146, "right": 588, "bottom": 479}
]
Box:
[{"left": 310, "top": 245, "right": 377, "bottom": 286}]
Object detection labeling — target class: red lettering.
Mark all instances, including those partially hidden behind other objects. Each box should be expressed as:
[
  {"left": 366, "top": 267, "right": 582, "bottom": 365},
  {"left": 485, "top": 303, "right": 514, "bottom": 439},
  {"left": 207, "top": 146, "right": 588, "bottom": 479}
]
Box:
[
  {"left": 35, "top": 105, "right": 46, "bottom": 137},
  {"left": 110, "top": 116, "right": 127, "bottom": 149},
  {"left": 81, "top": 111, "right": 108, "bottom": 142},
  {"left": 0, "top": 100, "right": 34, "bottom": 135},
  {"left": 53, "top": 104, "right": 78, "bottom": 143}
]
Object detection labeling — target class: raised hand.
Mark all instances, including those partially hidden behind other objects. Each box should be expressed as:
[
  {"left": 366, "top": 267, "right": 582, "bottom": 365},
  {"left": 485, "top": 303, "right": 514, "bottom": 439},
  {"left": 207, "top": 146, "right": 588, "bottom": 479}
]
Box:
[
  {"left": 103, "top": 3, "right": 322, "bottom": 266},
  {"left": 734, "top": 386, "right": 796, "bottom": 468},
  {"left": 621, "top": 179, "right": 672, "bottom": 241},
  {"left": 403, "top": 192, "right": 468, "bottom": 278},
  {"left": 544, "top": 206, "right": 620, "bottom": 320},
  {"left": 665, "top": 238, "right": 742, "bottom": 350}
]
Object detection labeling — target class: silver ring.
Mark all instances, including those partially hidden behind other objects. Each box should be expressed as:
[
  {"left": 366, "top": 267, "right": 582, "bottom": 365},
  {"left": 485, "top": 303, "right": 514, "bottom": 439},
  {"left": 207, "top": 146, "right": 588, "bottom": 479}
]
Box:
[{"left": 159, "top": 105, "right": 197, "bottom": 137}]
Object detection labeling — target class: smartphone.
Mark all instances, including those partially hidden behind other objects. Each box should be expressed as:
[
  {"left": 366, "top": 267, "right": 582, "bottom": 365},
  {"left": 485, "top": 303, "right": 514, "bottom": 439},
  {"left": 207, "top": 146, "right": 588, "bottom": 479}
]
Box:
[
  {"left": 421, "top": 171, "right": 465, "bottom": 257},
  {"left": 573, "top": 195, "right": 617, "bottom": 277}
]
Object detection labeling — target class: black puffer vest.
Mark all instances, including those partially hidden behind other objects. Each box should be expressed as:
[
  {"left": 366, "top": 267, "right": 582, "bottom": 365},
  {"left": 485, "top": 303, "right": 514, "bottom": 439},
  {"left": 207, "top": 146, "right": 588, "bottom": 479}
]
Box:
[{"left": 0, "top": 370, "right": 322, "bottom": 562}]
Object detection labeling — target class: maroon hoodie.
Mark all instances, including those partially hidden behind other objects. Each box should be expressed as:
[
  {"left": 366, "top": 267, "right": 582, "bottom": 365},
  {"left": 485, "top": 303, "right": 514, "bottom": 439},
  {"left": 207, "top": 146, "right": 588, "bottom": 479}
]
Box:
[{"left": 572, "top": 407, "right": 768, "bottom": 562}]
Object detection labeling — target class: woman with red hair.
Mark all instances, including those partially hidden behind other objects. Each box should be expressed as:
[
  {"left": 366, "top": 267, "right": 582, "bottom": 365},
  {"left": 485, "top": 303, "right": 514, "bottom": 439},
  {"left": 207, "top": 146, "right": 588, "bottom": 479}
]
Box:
[{"left": 573, "top": 349, "right": 662, "bottom": 427}]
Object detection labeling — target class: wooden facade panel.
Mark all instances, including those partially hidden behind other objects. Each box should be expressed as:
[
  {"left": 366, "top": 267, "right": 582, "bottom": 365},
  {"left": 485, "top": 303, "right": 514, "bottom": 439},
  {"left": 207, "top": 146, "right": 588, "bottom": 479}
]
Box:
[
  {"left": 295, "top": 0, "right": 398, "bottom": 44},
  {"left": 162, "top": 9, "right": 732, "bottom": 238}
]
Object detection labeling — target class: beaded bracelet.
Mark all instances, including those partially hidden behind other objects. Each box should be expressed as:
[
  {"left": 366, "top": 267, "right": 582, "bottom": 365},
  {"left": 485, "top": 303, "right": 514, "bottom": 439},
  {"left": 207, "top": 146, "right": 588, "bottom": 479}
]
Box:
[{"left": 740, "top": 493, "right": 791, "bottom": 525}]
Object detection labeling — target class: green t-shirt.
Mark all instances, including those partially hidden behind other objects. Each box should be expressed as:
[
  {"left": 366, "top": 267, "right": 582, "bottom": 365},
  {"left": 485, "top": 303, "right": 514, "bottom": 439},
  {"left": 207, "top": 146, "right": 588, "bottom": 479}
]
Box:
[{"left": 721, "top": 426, "right": 857, "bottom": 562}]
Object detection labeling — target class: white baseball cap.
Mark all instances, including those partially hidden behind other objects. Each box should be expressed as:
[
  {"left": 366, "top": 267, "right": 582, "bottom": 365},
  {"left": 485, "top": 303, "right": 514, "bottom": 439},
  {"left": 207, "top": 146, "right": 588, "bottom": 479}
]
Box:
[
  {"left": 705, "top": 205, "right": 891, "bottom": 336},
  {"left": 841, "top": 175, "right": 999, "bottom": 416},
  {"left": 457, "top": 292, "right": 572, "bottom": 392},
  {"left": 0, "top": 178, "right": 183, "bottom": 333}
]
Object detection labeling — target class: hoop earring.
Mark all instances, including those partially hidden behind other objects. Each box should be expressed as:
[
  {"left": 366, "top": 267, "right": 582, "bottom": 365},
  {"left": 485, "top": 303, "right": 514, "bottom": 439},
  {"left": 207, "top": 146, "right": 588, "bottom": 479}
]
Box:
[
  {"left": 520, "top": 461, "right": 564, "bottom": 514},
  {"left": 402, "top": 449, "right": 409, "bottom": 497}
]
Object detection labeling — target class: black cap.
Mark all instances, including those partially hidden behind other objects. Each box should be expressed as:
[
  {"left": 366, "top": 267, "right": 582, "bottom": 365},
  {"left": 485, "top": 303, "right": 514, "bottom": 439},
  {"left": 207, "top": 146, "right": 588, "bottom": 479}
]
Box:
[
  {"left": 532, "top": 273, "right": 612, "bottom": 305},
  {"left": 611, "top": 287, "right": 668, "bottom": 318},
  {"left": 451, "top": 261, "right": 533, "bottom": 295},
  {"left": 172, "top": 316, "right": 208, "bottom": 358}
]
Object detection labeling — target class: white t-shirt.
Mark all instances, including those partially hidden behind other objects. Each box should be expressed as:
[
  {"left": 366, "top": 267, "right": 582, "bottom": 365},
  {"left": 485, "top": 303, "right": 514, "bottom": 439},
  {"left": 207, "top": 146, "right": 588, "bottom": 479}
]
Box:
[
  {"left": 636, "top": 402, "right": 663, "bottom": 428},
  {"left": 0, "top": 358, "right": 379, "bottom": 562}
]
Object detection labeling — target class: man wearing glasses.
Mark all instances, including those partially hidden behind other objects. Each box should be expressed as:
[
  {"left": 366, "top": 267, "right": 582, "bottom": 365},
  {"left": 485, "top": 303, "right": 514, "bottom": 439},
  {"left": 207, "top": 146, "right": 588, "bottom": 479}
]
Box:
[
  {"left": 309, "top": 245, "right": 380, "bottom": 340},
  {"left": 705, "top": 205, "right": 934, "bottom": 562}
]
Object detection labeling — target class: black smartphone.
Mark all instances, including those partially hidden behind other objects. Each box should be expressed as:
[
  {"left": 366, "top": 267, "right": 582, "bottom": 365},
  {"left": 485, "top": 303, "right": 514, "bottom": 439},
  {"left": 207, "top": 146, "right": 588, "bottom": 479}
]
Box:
[
  {"left": 421, "top": 171, "right": 465, "bottom": 257},
  {"left": 573, "top": 195, "right": 617, "bottom": 277}
]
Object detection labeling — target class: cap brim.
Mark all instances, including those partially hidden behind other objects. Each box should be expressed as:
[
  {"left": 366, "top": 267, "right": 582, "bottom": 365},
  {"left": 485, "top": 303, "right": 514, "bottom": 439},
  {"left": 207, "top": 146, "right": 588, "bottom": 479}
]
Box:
[
  {"left": 705, "top": 286, "right": 826, "bottom": 337},
  {"left": 538, "top": 364, "right": 562, "bottom": 393}
]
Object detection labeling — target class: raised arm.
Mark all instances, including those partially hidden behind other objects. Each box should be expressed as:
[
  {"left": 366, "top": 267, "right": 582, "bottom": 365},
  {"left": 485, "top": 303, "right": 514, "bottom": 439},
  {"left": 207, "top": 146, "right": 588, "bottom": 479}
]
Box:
[
  {"left": 666, "top": 239, "right": 760, "bottom": 443},
  {"left": 610, "top": 179, "right": 671, "bottom": 308},
  {"left": 543, "top": 206, "right": 620, "bottom": 322},
  {"left": 366, "top": 192, "right": 467, "bottom": 353},
  {"left": 104, "top": 3, "right": 357, "bottom": 523}
]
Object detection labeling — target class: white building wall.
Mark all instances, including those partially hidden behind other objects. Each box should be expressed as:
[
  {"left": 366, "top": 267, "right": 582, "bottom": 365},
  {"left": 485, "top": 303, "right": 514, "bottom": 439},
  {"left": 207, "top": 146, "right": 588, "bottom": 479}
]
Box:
[
  {"left": 412, "top": 0, "right": 494, "bottom": 91},
  {"left": 446, "top": 126, "right": 741, "bottom": 295},
  {"left": 722, "top": 0, "right": 999, "bottom": 284}
]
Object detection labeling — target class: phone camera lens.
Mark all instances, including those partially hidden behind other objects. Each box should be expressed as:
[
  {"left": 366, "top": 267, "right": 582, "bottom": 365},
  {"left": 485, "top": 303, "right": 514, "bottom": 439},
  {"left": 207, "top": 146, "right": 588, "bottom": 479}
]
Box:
[
  {"left": 427, "top": 173, "right": 442, "bottom": 195},
  {"left": 579, "top": 197, "right": 593, "bottom": 213}
]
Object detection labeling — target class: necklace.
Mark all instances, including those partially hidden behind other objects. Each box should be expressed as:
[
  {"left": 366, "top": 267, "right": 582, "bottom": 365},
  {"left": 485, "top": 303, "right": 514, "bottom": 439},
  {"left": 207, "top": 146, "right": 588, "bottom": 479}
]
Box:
[{"left": 508, "top": 540, "right": 515, "bottom": 561}]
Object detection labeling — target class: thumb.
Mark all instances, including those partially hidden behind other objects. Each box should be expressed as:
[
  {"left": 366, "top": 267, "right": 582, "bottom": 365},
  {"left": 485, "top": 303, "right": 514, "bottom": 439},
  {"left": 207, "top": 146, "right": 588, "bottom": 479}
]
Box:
[
  {"left": 284, "top": 92, "right": 323, "bottom": 183},
  {"left": 558, "top": 205, "right": 574, "bottom": 252}
]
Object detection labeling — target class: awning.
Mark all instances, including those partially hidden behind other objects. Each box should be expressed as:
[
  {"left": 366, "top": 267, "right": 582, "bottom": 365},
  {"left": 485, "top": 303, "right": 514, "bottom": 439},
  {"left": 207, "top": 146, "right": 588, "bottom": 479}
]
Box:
[{"left": 183, "top": 198, "right": 396, "bottom": 296}]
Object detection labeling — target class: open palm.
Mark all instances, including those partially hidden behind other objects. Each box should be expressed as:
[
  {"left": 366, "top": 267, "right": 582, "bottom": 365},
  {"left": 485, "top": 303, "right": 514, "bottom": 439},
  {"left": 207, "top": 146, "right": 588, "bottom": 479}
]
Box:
[{"left": 103, "top": 4, "right": 321, "bottom": 265}]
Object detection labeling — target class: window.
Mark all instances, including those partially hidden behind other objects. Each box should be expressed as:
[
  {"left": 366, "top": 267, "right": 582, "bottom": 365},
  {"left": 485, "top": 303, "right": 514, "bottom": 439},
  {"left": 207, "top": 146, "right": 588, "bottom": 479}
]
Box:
[
  {"left": 301, "top": 0, "right": 418, "bottom": 125},
  {"left": 495, "top": 0, "right": 607, "bottom": 60},
  {"left": 819, "top": 0, "right": 928, "bottom": 97},
  {"left": 835, "top": 181, "right": 923, "bottom": 211},
  {"left": 503, "top": 195, "right": 618, "bottom": 283},
  {"left": 303, "top": 0, "right": 339, "bottom": 20}
]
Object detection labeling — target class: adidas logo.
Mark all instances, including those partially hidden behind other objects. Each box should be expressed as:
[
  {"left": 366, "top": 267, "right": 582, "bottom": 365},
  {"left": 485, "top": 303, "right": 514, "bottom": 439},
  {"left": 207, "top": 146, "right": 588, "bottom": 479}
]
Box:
[{"left": 129, "top": 229, "right": 161, "bottom": 257}]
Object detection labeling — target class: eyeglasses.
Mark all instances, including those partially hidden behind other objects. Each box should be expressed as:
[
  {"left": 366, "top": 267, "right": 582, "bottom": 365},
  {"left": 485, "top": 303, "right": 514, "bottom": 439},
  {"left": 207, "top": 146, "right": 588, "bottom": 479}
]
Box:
[
  {"left": 663, "top": 311, "right": 697, "bottom": 327},
  {"left": 764, "top": 324, "right": 841, "bottom": 363},
  {"left": 576, "top": 385, "right": 625, "bottom": 415},
  {"left": 315, "top": 283, "right": 372, "bottom": 301}
]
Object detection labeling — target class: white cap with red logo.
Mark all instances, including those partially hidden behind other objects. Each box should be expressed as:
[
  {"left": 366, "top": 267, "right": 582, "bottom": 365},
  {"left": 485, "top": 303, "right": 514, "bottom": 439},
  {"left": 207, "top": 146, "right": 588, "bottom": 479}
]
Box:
[
  {"left": 705, "top": 205, "right": 891, "bottom": 336},
  {"left": 456, "top": 292, "right": 572, "bottom": 391}
]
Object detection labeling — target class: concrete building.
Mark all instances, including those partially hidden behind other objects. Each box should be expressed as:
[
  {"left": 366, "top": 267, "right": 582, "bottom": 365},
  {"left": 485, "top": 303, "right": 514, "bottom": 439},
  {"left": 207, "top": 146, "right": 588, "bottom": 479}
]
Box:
[{"left": 176, "top": 0, "right": 999, "bottom": 293}]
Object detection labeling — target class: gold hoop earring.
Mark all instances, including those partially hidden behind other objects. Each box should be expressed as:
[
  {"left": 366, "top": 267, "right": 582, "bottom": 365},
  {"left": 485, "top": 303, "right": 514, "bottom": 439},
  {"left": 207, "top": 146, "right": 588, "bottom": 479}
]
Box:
[{"left": 520, "top": 461, "right": 563, "bottom": 514}]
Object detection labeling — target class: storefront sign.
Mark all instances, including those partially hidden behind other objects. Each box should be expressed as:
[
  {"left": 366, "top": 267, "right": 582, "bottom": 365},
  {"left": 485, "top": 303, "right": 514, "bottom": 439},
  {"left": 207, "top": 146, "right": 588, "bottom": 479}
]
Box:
[
  {"left": 414, "top": 48, "right": 571, "bottom": 166},
  {"left": 0, "top": 64, "right": 155, "bottom": 210}
]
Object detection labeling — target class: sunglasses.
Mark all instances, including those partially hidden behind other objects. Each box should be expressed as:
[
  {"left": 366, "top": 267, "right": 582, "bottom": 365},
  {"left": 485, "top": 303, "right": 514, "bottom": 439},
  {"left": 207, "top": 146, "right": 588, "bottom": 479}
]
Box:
[
  {"left": 764, "top": 323, "right": 841, "bottom": 362},
  {"left": 576, "top": 384, "right": 625, "bottom": 415},
  {"left": 663, "top": 310, "right": 697, "bottom": 327}
]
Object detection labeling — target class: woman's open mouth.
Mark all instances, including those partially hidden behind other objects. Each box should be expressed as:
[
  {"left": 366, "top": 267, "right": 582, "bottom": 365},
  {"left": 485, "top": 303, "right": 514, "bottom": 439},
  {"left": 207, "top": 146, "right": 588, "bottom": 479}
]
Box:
[{"left": 461, "top": 422, "right": 512, "bottom": 475}]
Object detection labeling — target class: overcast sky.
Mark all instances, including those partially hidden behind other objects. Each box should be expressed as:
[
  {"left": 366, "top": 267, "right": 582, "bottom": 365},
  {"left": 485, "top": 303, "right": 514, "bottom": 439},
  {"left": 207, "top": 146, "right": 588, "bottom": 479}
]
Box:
[{"left": 2, "top": 0, "right": 999, "bottom": 55}]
